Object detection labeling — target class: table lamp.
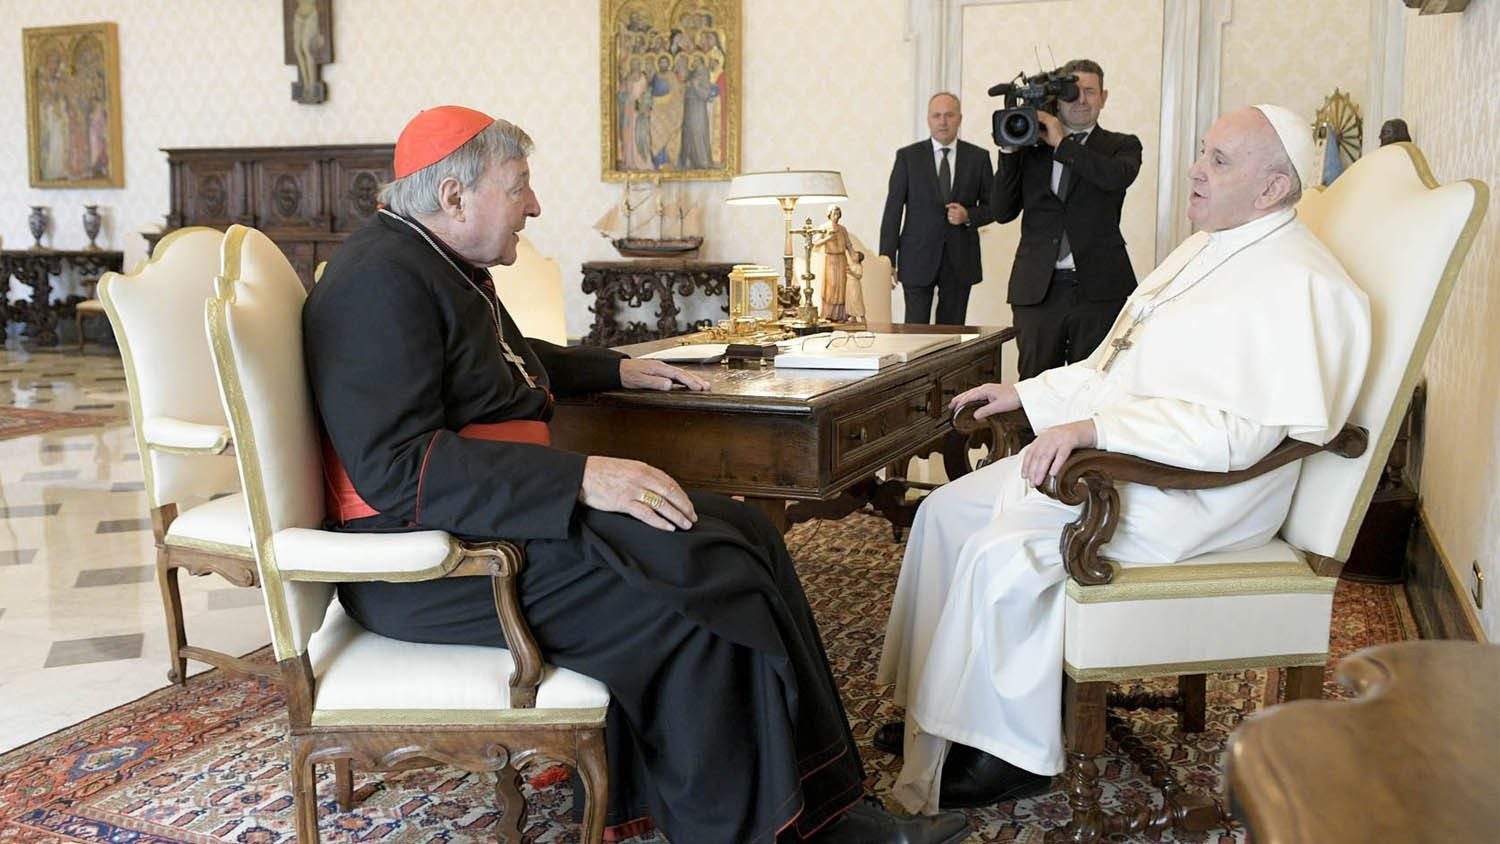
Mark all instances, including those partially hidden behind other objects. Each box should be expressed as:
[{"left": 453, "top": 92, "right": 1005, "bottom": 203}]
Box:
[{"left": 725, "top": 170, "right": 847, "bottom": 324}]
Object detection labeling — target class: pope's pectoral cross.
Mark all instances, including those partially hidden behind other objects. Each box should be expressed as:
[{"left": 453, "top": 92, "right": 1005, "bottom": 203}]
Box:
[{"left": 1100, "top": 318, "right": 1144, "bottom": 372}]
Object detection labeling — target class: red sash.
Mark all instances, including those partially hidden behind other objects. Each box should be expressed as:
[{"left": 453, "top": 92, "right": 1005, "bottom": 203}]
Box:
[{"left": 322, "top": 420, "right": 552, "bottom": 524}]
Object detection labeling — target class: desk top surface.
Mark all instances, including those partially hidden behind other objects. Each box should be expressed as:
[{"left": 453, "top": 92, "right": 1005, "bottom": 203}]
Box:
[{"left": 564, "top": 323, "right": 1013, "bottom": 414}]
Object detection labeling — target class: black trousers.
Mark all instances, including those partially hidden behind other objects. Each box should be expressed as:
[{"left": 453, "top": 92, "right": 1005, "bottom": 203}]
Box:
[
  {"left": 337, "top": 492, "right": 864, "bottom": 844},
  {"left": 1012, "top": 269, "right": 1127, "bottom": 379},
  {"left": 902, "top": 248, "right": 972, "bottom": 326}
]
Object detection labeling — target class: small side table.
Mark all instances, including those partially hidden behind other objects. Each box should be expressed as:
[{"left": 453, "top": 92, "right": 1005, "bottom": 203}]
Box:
[
  {"left": 0, "top": 248, "right": 125, "bottom": 346},
  {"left": 580, "top": 260, "right": 737, "bottom": 346},
  {"left": 1226, "top": 640, "right": 1500, "bottom": 843}
]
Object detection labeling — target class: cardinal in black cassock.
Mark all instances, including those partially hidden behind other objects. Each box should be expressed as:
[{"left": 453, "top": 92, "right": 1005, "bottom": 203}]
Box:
[{"left": 302, "top": 107, "right": 968, "bottom": 844}]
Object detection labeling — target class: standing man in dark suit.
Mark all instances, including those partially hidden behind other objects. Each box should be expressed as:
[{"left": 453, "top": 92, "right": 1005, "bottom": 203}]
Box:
[
  {"left": 881, "top": 92, "right": 995, "bottom": 325},
  {"left": 993, "top": 59, "right": 1142, "bottom": 378}
]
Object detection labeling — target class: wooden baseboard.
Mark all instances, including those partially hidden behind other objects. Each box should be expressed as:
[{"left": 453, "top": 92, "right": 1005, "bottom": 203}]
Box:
[{"left": 1404, "top": 506, "right": 1485, "bottom": 641}]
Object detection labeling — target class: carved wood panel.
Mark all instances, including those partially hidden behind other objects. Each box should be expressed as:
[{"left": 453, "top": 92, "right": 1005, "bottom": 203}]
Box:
[
  {"left": 330, "top": 155, "right": 392, "bottom": 232},
  {"left": 177, "top": 159, "right": 245, "bottom": 228},
  {"left": 254, "top": 159, "right": 323, "bottom": 230}
]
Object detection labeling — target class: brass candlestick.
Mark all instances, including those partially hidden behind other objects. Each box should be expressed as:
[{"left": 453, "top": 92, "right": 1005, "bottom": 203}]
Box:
[{"left": 789, "top": 217, "right": 822, "bottom": 326}]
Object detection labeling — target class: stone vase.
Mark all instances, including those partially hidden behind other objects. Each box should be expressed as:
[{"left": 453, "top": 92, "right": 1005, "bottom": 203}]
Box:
[
  {"left": 28, "top": 206, "right": 49, "bottom": 249},
  {"left": 82, "top": 205, "right": 103, "bottom": 250}
]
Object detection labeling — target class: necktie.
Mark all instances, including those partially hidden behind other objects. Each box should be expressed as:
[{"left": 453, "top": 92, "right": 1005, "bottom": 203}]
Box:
[
  {"left": 1056, "top": 132, "right": 1088, "bottom": 262},
  {"left": 938, "top": 147, "right": 952, "bottom": 202}
]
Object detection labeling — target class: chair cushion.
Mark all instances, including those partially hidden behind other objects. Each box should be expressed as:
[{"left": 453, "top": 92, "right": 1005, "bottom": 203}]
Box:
[
  {"left": 143, "top": 416, "right": 231, "bottom": 453},
  {"left": 164, "top": 493, "right": 252, "bottom": 556},
  {"left": 1064, "top": 540, "right": 1335, "bottom": 680},
  {"left": 308, "top": 601, "right": 610, "bottom": 726},
  {"left": 272, "top": 527, "right": 460, "bottom": 580}
]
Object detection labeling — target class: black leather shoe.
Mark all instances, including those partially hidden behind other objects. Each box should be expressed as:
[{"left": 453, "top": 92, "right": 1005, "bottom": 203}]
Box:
[
  {"left": 873, "top": 720, "right": 905, "bottom": 756},
  {"left": 938, "top": 743, "right": 1051, "bottom": 809},
  {"left": 813, "top": 797, "right": 970, "bottom": 844}
]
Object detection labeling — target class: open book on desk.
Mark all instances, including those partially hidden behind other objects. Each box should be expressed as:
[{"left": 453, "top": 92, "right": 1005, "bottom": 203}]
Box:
[{"left": 773, "top": 332, "right": 961, "bottom": 371}]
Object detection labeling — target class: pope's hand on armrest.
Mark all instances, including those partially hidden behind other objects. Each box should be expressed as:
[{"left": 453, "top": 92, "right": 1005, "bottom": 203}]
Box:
[
  {"left": 142, "top": 416, "right": 232, "bottom": 454},
  {"left": 949, "top": 382, "right": 1020, "bottom": 419}
]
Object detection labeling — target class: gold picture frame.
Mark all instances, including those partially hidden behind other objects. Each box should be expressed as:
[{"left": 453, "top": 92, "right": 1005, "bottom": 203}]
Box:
[
  {"left": 600, "top": 0, "right": 740, "bottom": 182},
  {"left": 24, "top": 22, "right": 125, "bottom": 188}
]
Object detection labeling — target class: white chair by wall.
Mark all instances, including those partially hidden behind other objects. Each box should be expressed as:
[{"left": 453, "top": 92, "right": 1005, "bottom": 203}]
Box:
[
  {"left": 97, "top": 227, "right": 270, "bottom": 686},
  {"left": 959, "top": 141, "right": 1487, "bottom": 840},
  {"left": 491, "top": 234, "right": 568, "bottom": 345},
  {"left": 205, "top": 225, "right": 609, "bottom": 843}
]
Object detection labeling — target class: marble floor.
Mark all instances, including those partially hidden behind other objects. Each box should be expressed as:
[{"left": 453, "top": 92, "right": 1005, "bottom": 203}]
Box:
[{"left": 0, "top": 341, "right": 270, "bottom": 752}]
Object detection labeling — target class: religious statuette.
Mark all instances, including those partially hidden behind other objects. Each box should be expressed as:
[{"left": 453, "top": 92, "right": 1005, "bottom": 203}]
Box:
[
  {"left": 82, "top": 205, "right": 102, "bottom": 249},
  {"left": 811, "top": 205, "right": 865, "bottom": 323},
  {"left": 28, "top": 206, "right": 49, "bottom": 248},
  {"left": 285, "top": 0, "right": 332, "bottom": 104},
  {"left": 593, "top": 177, "right": 704, "bottom": 257}
]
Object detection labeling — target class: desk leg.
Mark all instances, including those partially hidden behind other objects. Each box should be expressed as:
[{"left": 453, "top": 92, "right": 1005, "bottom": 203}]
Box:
[{"left": 745, "top": 497, "right": 790, "bottom": 535}]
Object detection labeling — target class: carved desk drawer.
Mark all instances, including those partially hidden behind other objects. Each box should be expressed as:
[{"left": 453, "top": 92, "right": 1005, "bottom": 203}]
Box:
[
  {"left": 937, "top": 355, "right": 999, "bottom": 407},
  {"left": 832, "top": 378, "right": 940, "bottom": 475}
]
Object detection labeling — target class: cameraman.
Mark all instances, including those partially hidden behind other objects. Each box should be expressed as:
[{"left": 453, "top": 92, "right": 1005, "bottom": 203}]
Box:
[{"left": 992, "top": 58, "right": 1142, "bottom": 378}]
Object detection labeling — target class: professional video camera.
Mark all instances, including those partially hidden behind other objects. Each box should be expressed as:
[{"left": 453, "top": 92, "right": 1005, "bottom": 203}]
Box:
[{"left": 988, "top": 70, "right": 1080, "bottom": 148}]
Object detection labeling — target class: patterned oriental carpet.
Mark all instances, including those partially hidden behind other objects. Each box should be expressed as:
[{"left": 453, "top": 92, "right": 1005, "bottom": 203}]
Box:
[
  {"left": 0, "top": 513, "right": 1415, "bottom": 843},
  {"left": 0, "top": 407, "right": 119, "bottom": 441}
]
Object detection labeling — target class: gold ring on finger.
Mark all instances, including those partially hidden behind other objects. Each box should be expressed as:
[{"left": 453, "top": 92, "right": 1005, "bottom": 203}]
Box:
[{"left": 638, "top": 489, "right": 664, "bottom": 510}]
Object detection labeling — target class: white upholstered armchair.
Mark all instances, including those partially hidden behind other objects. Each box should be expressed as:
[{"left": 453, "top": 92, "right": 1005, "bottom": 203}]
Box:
[
  {"left": 96, "top": 227, "right": 270, "bottom": 685},
  {"left": 491, "top": 234, "right": 568, "bottom": 345},
  {"left": 957, "top": 142, "right": 1487, "bottom": 840},
  {"left": 204, "top": 225, "right": 609, "bottom": 843}
]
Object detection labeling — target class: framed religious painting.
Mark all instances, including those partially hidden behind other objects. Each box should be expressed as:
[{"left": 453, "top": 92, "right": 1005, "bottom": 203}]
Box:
[
  {"left": 600, "top": 0, "right": 741, "bottom": 182},
  {"left": 24, "top": 22, "right": 126, "bottom": 188}
]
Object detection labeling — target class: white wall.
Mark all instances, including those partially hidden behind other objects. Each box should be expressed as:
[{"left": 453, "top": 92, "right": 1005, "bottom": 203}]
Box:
[
  {"left": 0, "top": 0, "right": 913, "bottom": 339},
  {"left": 1402, "top": 0, "right": 1499, "bottom": 640},
  {"left": 1218, "top": 0, "right": 1372, "bottom": 120}
]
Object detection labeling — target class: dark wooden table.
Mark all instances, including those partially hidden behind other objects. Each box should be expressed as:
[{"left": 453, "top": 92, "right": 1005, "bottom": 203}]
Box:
[
  {"left": 1226, "top": 640, "right": 1500, "bottom": 843},
  {"left": 580, "top": 260, "right": 738, "bottom": 347},
  {"left": 552, "top": 323, "right": 1014, "bottom": 532},
  {"left": 1, "top": 248, "right": 124, "bottom": 345}
]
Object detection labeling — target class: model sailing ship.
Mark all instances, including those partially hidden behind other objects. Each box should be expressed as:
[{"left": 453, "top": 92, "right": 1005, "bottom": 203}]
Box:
[{"left": 593, "top": 179, "right": 704, "bottom": 257}]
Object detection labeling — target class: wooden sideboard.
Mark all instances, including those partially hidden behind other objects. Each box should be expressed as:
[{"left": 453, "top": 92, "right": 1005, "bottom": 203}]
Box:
[{"left": 143, "top": 144, "right": 393, "bottom": 288}]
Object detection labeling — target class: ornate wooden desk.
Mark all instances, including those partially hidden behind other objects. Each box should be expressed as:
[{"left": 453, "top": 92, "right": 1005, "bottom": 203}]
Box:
[
  {"left": 1226, "top": 640, "right": 1500, "bottom": 843},
  {"left": 552, "top": 324, "right": 1014, "bottom": 532},
  {"left": 580, "top": 260, "right": 737, "bottom": 346},
  {"left": 0, "top": 249, "right": 124, "bottom": 345}
]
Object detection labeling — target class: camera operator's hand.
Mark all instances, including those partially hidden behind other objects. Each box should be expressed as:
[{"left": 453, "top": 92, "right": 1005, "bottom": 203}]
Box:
[
  {"left": 945, "top": 203, "right": 970, "bottom": 226},
  {"left": 1037, "top": 111, "right": 1066, "bottom": 148}
]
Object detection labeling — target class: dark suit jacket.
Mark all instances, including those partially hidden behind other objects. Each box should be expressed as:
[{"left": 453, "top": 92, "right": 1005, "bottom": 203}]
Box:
[
  {"left": 879, "top": 139, "right": 995, "bottom": 288},
  {"left": 992, "top": 126, "right": 1142, "bottom": 306}
]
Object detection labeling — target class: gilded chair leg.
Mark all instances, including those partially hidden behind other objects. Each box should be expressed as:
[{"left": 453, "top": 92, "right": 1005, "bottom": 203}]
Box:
[
  {"left": 1177, "top": 673, "right": 1207, "bottom": 733},
  {"left": 333, "top": 759, "right": 354, "bottom": 811},
  {"left": 156, "top": 549, "right": 188, "bottom": 686},
  {"left": 576, "top": 729, "right": 610, "bottom": 844},
  {"left": 1051, "top": 676, "right": 1109, "bottom": 843},
  {"left": 290, "top": 741, "right": 321, "bottom": 843},
  {"left": 494, "top": 765, "right": 527, "bottom": 844},
  {"left": 1282, "top": 664, "right": 1325, "bottom": 702}
]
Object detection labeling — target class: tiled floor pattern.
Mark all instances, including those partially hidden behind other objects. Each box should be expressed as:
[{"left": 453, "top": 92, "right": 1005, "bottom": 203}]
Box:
[{"left": 0, "top": 342, "right": 270, "bottom": 752}]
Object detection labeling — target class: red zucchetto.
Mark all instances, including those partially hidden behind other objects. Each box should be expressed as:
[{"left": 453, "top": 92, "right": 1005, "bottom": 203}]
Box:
[{"left": 392, "top": 105, "right": 495, "bottom": 179}]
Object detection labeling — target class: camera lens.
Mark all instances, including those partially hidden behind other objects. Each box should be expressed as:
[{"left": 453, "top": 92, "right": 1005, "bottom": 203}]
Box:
[{"left": 1004, "top": 112, "right": 1032, "bottom": 140}]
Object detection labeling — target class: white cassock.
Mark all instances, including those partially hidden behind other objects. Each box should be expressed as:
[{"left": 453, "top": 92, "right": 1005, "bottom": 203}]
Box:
[{"left": 878, "top": 207, "right": 1371, "bottom": 814}]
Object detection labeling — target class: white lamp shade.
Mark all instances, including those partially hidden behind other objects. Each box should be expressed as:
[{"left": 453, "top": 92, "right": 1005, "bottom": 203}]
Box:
[{"left": 725, "top": 170, "right": 847, "bottom": 205}]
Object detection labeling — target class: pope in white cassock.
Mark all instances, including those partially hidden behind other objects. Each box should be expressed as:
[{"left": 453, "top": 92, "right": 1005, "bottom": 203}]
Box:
[{"left": 876, "top": 105, "right": 1372, "bottom": 812}]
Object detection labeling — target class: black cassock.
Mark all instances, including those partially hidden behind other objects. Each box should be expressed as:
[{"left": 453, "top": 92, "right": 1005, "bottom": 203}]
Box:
[{"left": 304, "top": 212, "right": 864, "bottom": 843}]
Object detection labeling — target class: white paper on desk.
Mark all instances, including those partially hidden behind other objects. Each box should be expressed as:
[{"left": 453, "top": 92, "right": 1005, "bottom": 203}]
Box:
[
  {"left": 774, "top": 350, "right": 899, "bottom": 370},
  {"left": 774, "top": 333, "right": 959, "bottom": 370},
  {"left": 639, "top": 343, "right": 728, "bottom": 363}
]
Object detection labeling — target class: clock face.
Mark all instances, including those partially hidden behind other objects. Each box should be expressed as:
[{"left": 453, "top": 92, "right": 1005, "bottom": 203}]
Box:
[{"left": 748, "top": 280, "right": 775, "bottom": 313}]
